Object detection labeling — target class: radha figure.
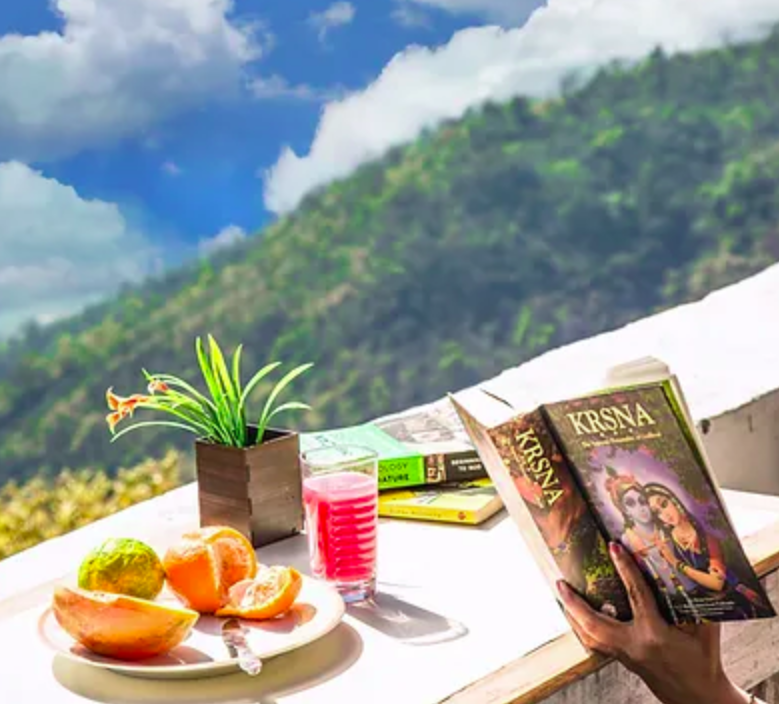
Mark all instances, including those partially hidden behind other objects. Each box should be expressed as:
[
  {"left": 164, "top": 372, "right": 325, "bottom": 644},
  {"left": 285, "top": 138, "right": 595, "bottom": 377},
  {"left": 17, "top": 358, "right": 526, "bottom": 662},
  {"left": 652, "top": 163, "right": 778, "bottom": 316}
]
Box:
[{"left": 644, "top": 482, "right": 772, "bottom": 620}]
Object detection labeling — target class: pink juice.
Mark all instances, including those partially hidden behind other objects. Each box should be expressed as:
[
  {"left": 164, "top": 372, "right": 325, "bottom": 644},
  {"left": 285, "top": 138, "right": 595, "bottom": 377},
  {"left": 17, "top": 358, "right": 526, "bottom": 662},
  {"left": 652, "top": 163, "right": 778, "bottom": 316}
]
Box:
[{"left": 303, "top": 471, "right": 378, "bottom": 584}]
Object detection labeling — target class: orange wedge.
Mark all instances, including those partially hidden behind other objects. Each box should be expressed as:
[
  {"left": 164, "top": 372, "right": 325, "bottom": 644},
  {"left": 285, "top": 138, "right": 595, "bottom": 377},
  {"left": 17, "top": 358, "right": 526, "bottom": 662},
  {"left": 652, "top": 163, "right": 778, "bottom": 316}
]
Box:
[
  {"left": 215, "top": 566, "right": 303, "bottom": 620},
  {"left": 162, "top": 526, "right": 258, "bottom": 613}
]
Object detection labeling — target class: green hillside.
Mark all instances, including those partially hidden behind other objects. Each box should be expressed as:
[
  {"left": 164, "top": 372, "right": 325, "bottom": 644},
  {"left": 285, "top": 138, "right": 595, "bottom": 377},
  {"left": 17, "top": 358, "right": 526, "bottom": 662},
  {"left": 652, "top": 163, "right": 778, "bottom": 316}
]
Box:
[{"left": 1, "top": 28, "right": 779, "bottom": 486}]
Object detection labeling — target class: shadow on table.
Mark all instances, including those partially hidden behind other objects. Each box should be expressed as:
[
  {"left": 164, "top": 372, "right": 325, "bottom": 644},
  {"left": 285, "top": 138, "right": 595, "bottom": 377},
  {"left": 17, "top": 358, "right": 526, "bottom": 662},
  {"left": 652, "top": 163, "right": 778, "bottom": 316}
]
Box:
[
  {"left": 348, "top": 592, "right": 468, "bottom": 645},
  {"left": 51, "top": 622, "right": 363, "bottom": 704}
]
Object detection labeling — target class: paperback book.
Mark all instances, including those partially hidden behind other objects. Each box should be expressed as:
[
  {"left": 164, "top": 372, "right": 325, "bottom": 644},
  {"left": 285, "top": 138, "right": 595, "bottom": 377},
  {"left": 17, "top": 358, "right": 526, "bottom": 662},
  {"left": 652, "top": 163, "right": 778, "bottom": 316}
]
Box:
[
  {"left": 451, "top": 357, "right": 775, "bottom": 625},
  {"left": 300, "top": 399, "right": 486, "bottom": 490},
  {"left": 378, "top": 478, "right": 503, "bottom": 525}
]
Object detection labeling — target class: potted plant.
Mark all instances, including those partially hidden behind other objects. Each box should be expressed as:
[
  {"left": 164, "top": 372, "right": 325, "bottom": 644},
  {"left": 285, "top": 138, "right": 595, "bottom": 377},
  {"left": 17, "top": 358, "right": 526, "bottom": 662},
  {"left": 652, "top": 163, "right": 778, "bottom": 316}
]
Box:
[{"left": 105, "top": 334, "right": 313, "bottom": 548}]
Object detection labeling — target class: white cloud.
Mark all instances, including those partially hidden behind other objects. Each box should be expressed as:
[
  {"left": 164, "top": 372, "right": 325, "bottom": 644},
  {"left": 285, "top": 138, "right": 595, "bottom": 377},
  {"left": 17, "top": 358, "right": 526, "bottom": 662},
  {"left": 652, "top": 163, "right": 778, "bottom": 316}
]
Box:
[
  {"left": 198, "top": 224, "right": 247, "bottom": 256},
  {"left": 0, "top": 162, "right": 156, "bottom": 338},
  {"left": 0, "top": 0, "right": 261, "bottom": 163},
  {"left": 264, "top": 0, "right": 779, "bottom": 214},
  {"left": 392, "top": 4, "right": 434, "bottom": 28},
  {"left": 402, "top": 0, "right": 541, "bottom": 25},
  {"left": 249, "top": 75, "right": 345, "bottom": 102},
  {"left": 308, "top": 2, "right": 357, "bottom": 43},
  {"left": 162, "top": 161, "right": 183, "bottom": 176}
]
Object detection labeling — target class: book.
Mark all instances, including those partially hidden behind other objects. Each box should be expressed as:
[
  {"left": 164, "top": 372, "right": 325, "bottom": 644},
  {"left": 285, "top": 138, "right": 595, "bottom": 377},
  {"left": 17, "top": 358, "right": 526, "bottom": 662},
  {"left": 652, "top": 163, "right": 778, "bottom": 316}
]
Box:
[
  {"left": 300, "top": 398, "right": 487, "bottom": 491},
  {"left": 378, "top": 478, "right": 503, "bottom": 525},
  {"left": 451, "top": 356, "right": 775, "bottom": 625}
]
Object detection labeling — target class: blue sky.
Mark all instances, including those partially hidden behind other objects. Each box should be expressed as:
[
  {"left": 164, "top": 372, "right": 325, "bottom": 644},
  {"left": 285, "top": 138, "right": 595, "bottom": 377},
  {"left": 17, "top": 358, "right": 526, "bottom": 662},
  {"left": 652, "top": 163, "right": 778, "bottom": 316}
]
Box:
[
  {"left": 16, "top": 1, "right": 477, "bottom": 244},
  {"left": 0, "top": 0, "right": 776, "bottom": 339}
]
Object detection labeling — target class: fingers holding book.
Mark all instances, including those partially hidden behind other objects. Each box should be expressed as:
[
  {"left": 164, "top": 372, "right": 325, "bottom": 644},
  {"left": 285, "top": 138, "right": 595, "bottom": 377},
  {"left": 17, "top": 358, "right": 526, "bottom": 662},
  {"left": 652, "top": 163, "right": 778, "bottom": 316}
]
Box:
[
  {"left": 556, "top": 579, "right": 625, "bottom": 658},
  {"left": 556, "top": 541, "right": 662, "bottom": 661},
  {"left": 608, "top": 541, "right": 663, "bottom": 625},
  {"left": 557, "top": 542, "right": 742, "bottom": 704}
]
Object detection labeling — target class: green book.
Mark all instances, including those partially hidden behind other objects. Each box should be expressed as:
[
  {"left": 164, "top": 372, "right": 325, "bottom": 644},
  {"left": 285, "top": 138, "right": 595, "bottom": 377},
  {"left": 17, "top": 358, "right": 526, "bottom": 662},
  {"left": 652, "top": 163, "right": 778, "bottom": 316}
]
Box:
[{"left": 300, "top": 400, "right": 487, "bottom": 490}]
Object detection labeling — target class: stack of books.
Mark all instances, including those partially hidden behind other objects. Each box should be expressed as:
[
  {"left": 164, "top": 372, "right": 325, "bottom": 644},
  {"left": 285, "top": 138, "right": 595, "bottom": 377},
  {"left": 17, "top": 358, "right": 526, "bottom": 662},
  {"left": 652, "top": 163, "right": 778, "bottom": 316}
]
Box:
[{"left": 300, "top": 399, "right": 502, "bottom": 525}]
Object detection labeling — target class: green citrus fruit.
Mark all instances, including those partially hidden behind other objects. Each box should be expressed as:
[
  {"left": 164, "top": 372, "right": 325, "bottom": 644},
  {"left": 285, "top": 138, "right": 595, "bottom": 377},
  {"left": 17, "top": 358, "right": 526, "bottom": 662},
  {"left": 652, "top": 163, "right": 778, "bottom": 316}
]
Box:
[{"left": 78, "top": 538, "right": 165, "bottom": 601}]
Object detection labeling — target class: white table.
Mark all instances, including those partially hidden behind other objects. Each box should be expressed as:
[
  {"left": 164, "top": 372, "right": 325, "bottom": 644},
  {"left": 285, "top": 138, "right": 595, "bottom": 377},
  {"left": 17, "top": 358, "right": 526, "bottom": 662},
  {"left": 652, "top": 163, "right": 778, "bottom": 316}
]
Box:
[{"left": 2, "top": 483, "right": 779, "bottom": 704}]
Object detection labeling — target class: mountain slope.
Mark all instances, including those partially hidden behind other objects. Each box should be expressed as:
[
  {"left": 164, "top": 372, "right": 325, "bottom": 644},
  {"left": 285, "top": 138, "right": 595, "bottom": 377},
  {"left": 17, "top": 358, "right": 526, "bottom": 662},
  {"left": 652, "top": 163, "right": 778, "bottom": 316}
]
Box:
[{"left": 1, "top": 29, "right": 779, "bottom": 484}]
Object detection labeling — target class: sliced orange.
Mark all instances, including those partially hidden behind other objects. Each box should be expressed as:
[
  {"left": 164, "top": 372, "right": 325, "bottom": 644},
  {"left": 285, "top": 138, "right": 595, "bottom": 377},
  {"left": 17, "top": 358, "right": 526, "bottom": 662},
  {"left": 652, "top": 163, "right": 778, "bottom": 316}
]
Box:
[
  {"left": 162, "top": 526, "right": 258, "bottom": 613},
  {"left": 215, "top": 565, "right": 303, "bottom": 620}
]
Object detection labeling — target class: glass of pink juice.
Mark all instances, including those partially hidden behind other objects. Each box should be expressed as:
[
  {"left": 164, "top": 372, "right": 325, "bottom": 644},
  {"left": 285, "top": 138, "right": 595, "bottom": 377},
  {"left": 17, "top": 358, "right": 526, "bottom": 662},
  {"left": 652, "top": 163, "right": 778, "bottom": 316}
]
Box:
[{"left": 300, "top": 445, "right": 379, "bottom": 603}]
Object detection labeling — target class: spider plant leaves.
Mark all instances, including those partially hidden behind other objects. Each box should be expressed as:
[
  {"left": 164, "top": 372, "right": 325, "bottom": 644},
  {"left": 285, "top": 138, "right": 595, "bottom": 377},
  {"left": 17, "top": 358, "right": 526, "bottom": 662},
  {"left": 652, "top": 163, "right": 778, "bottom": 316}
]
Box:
[
  {"left": 239, "top": 362, "right": 282, "bottom": 409},
  {"left": 263, "top": 402, "right": 312, "bottom": 427},
  {"left": 196, "top": 336, "right": 240, "bottom": 445},
  {"left": 256, "top": 363, "right": 314, "bottom": 440},
  {"left": 110, "top": 337, "right": 313, "bottom": 447},
  {"left": 231, "top": 344, "right": 244, "bottom": 397},
  {"left": 110, "top": 420, "right": 201, "bottom": 443}
]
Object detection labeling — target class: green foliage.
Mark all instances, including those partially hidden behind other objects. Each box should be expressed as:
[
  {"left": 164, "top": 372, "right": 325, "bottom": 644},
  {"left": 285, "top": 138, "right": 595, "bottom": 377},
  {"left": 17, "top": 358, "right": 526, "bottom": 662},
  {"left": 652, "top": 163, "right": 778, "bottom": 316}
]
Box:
[
  {"left": 1, "top": 29, "right": 779, "bottom": 485},
  {"left": 0, "top": 452, "right": 185, "bottom": 562},
  {"left": 108, "top": 334, "right": 313, "bottom": 447}
]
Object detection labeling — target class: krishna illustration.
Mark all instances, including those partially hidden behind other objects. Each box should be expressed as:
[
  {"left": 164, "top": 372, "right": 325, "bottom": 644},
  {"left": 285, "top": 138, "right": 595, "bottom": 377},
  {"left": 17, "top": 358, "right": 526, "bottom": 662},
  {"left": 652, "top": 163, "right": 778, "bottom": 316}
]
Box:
[{"left": 605, "top": 466, "right": 697, "bottom": 622}]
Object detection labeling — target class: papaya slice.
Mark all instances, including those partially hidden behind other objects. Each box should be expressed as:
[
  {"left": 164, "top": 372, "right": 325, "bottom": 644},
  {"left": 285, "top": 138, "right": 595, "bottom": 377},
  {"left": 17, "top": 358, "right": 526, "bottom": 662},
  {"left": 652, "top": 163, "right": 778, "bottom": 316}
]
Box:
[
  {"left": 52, "top": 585, "right": 199, "bottom": 660},
  {"left": 215, "top": 566, "right": 303, "bottom": 620}
]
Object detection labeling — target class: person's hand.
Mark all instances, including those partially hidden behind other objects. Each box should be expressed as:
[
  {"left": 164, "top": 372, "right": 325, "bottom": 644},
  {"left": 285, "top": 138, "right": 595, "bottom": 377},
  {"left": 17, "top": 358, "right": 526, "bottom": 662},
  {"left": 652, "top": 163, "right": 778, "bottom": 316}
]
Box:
[{"left": 556, "top": 541, "right": 751, "bottom": 704}]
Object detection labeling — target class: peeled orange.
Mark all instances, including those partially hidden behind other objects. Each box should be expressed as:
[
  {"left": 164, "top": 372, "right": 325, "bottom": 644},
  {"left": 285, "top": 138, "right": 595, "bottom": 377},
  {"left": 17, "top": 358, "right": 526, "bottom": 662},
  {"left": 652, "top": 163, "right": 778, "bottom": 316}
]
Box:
[
  {"left": 162, "top": 526, "right": 258, "bottom": 613},
  {"left": 215, "top": 566, "right": 303, "bottom": 620}
]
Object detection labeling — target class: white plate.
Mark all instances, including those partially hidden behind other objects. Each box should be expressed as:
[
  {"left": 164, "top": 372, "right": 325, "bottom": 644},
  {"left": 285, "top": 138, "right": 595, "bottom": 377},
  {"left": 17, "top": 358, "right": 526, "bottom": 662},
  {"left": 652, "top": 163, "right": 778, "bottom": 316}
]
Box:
[{"left": 39, "top": 576, "right": 346, "bottom": 680}]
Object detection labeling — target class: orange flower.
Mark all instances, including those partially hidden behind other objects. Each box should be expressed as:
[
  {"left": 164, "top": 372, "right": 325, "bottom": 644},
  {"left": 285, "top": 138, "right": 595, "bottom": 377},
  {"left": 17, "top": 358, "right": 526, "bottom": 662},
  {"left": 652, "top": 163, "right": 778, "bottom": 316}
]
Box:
[
  {"left": 105, "top": 387, "right": 150, "bottom": 417},
  {"left": 106, "top": 407, "right": 129, "bottom": 433},
  {"left": 121, "top": 394, "right": 150, "bottom": 416},
  {"left": 106, "top": 387, "right": 121, "bottom": 411},
  {"left": 147, "top": 379, "right": 170, "bottom": 395}
]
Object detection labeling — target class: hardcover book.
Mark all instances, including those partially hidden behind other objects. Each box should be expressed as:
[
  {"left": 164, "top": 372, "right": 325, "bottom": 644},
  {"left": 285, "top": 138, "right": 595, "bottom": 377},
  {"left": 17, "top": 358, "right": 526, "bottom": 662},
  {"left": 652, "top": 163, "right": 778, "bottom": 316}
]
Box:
[
  {"left": 300, "top": 399, "right": 487, "bottom": 491},
  {"left": 378, "top": 478, "right": 503, "bottom": 525},
  {"left": 451, "top": 357, "right": 775, "bottom": 625}
]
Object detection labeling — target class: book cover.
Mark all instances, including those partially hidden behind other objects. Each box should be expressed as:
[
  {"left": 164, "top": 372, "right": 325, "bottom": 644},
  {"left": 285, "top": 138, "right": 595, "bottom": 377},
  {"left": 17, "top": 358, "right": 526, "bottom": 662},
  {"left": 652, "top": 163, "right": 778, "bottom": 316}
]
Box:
[
  {"left": 300, "top": 399, "right": 486, "bottom": 490},
  {"left": 485, "top": 410, "right": 632, "bottom": 620},
  {"left": 451, "top": 359, "right": 775, "bottom": 626},
  {"left": 378, "top": 478, "right": 503, "bottom": 525},
  {"left": 544, "top": 383, "right": 775, "bottom": 624}
]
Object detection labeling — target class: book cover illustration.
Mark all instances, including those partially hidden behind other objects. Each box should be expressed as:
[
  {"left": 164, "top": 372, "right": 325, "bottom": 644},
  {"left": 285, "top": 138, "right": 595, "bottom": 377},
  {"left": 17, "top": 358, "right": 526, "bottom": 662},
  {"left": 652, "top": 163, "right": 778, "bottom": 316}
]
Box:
[
  {"left": 378, "top": 478, "right": 503, "bottom": 525},
  {"left": 544, "top": 384, "right": 776, "bottom": 624},
  {"left": 487, "top": 413, "right": 632, "bottom": 621},
  {"left": 300, "top": 399, "right": 486, "bottom": 490}
]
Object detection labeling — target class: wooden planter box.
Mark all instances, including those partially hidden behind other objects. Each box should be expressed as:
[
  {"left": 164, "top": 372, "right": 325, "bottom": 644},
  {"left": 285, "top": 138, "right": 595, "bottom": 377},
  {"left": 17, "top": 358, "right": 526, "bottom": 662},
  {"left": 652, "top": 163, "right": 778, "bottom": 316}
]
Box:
[{"left": 194, "top": 426, "right": 304, "bottom": 548}]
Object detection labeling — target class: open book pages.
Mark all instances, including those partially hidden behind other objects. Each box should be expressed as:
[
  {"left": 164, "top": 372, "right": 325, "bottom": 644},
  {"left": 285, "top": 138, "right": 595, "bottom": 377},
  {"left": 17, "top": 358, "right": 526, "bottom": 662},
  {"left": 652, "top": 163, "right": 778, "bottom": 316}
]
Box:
[
  {"left": 450, "top": 356, "right": 775, "bottom": 625},
  {"left": 604, "top": 356, "right": 737, "bottom": 532}
]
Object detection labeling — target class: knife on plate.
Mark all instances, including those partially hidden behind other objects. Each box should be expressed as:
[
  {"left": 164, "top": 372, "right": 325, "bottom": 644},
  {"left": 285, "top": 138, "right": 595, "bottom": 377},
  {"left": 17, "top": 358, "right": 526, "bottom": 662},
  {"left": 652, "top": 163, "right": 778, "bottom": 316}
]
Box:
[{"left": 222, "top": 618, "right": 262, "bottom": 676}]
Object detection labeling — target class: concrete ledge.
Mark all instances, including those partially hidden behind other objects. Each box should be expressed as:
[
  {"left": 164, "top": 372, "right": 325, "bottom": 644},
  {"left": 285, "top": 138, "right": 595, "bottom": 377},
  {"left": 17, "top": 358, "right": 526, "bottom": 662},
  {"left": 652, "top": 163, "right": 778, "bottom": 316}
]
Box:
[
  {"left": 703, "top": 390, "right": 779, "bottom": 494},
  {"left": 460, "top": 262, "right": 779, "bottom": 494}
]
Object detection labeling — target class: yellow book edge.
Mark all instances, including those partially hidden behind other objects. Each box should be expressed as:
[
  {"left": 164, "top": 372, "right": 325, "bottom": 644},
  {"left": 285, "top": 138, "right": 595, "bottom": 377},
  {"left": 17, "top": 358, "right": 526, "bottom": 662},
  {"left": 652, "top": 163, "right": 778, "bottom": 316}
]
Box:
[{"left": 378, "top": 479, "right": 503, "bottom": 525}]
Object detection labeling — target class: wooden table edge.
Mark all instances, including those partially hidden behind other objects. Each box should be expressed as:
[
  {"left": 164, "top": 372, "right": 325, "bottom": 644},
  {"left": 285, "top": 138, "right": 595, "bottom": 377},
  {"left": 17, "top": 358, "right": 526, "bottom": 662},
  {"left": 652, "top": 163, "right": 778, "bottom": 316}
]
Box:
[{"left": 440, "top": 516, "right": 779, "bottom": 704}]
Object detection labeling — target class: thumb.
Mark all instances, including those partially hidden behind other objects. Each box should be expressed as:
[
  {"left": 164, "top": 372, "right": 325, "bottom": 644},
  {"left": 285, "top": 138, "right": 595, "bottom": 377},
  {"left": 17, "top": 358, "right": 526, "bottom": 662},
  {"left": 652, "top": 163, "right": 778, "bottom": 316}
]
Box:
[{"left": 610, "top": 542, "right": 663, "bottom": 625}]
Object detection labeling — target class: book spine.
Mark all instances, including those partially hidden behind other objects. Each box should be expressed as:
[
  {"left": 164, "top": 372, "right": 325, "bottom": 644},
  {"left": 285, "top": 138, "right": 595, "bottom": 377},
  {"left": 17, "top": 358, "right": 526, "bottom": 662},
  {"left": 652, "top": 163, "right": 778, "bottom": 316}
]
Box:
[
  {"left": 378, "top": 456, "right": 427, "bottom": 490},
  {"left": 378, "top": 503, "right": 480, "bottom": 524},
  {"left": 421, "top": 449, "right": 487, "bottom": 486},
  {"left": 487, "top": 409, "right": 632, "bottom": 621},
  {"left": 380, "top": 451, "right": 487, "bottom": 490}
]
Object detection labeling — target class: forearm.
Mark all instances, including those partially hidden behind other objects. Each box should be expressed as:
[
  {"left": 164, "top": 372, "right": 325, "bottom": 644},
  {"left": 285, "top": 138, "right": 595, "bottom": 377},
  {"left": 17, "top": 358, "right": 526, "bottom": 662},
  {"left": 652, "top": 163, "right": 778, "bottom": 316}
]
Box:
[{"left": 681, "top": 564, "right": 725, "bottom": 591}]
